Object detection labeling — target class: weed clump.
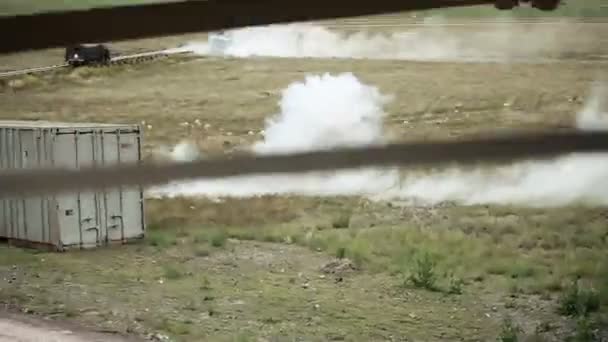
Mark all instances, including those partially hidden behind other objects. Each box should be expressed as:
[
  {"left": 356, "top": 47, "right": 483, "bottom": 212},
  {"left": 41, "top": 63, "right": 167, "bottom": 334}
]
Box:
[
  {"left": 557, "top": 280, "right": 600, "bottom": 317},
  {"left": 147, "top": 230, "right": 177, "bottom": 248},
  {"left": 209, "top": 230, "right": 228, "bottom": 247},
  {"left": 163, "top": 265, "right": 183, "bottom": 280},
  {"left": 447, "top": 274, "right": 464, "bottom": 295},
  {"left": 565, "top": 317, "right": 600, "bottom": 342},
  {"left": 331, "top": 212, "right": 351, "bottom": 229},
  {"left": 335, "top": 246, "right": 347, "bottom": 259},
  {"left": 194, "top": 246, "right": 211, "bottom": 257},
  {"left": 195, "top": 229, "right": 228, "bottom": 248},
  {"left": 407, "top": 252, "right": 439, "bottom": 291},
  {"left": 498, "top": 316, "right": 522, "bottom": 342}
]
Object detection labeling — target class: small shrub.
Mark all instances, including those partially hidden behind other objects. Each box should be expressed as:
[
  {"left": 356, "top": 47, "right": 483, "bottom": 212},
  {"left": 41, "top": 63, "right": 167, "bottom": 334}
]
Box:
[
  {"left": 558, "top": 281, "right": 600, "bottom": 317},
  {"left": 163, "top": 265, "right": 183, "bottom": 280},
  {"left": 509, "top": 263, "right": 537, "bottom": 279},
  {"left": 566, "top": 317, "right": 599, "bottom": 342},
  {"left": 487, "top": 260, "right": 511, "bottom": 276},
  {"left": 200, "top": 276, "right": 211, "bottom": 290},
  {"left": 227, "top": 230, "right": 256, "bottom": 241},
  {"left": 331, "top": 212, "right": 351, "bottom": 229},
  {"left": 543, "top": 279, "right": 562, "bottom": 292},
  {"left": 408, "top": 252, "right": 438, "bottom": 291},
  {"left": 147, "top": 230, "right": 177, "bottom": 248},
  {"left": 535, "top": 321, "right": 553, "bottom": 333},
  {"left": 176, "top": 229, "right": 190, "bottom": 238},
  {"left": 558, "top": 281, "right": 581, "bottom": 316},
  {"left": 64, "top": 308, "right": 78, "bottom": 318},
  {"left": 509, "top": 282, "right": 523, "bottom": 297},
  {"left": 498, "top": 316, "right": 522, "bottom": 342},
  {"left": 209, "top": 230, "right": 228, "bottom": 248},
  {"left": 159, "top": 319, "right": 190, "bottom": 335},
  {"left": 262, "top": 234, "right": 281, "bottom": 243},
  {"left": 335, "top": 247, "right": 346, "bottom": 259},
  {"left": 194, "top": 247, "right": 211, "bottom": 257},
  {"left": 236, "top": 333, "right": 252, "bottom": 342},
  {"left": 448, "top": 275, "right": 464, "bottom": 295},
  {"left": 525, "top": 334, "right": 549, "bottom": 342},
  {"left": 346, "top": 240, "right": 370, "bottom": 268},
  {"left": 504, "top": 300, "right": 517, "bottom": 309}
]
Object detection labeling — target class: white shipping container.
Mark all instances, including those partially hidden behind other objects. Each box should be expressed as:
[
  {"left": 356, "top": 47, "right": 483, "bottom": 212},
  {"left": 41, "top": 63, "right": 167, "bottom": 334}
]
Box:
[{"left": 0, "top": 120, "right": 145, "bottom": 251}]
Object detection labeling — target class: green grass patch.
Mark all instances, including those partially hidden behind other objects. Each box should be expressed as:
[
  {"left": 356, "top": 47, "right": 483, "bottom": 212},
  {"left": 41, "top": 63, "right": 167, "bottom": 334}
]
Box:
[
  {"left": 163, "top": 265, "right": 184, "bottom": 280},
  {"left": 498, "top": 316, "right": 522, "bottom": 342},
  {"left": 557, "top": 280, "right": 601, "bottom": 317},
  {"left": 406, "top": 252, "right": 440, "bottom": 292},
  {"left": 0, "top": 0, "right": 180, "bottom": 16},
  {"left": 157, "top": 318, "right": 191, "bottom": 336},
  {"left": 566, "top": 317, "right": 600, "bottom": 342},
  {"left": 194, "top": 229, "right": 228, "bottom": 248},
  {"left": 147, "top": 229, "right": 177, "bottom": 248}
]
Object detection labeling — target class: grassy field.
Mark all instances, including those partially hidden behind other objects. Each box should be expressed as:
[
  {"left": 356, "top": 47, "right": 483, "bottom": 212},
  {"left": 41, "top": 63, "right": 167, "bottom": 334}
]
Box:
[
  {"left": 1, "top": 21, "right": 608, "bottom": 342},
  {"left": 417, "top": 0, "right": 608, "bottom": 18},
  {"left": 0, "top": 0, "right": 180, "bottom": 16}
]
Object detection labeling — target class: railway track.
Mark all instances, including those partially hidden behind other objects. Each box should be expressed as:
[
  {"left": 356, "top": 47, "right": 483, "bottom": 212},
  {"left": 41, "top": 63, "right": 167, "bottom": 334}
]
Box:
[{"left": 0, "top": 48, "right": 191, "bottom": 79}]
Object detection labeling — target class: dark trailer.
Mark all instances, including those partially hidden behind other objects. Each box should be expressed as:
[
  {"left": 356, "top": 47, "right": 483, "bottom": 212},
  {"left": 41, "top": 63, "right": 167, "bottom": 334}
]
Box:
[{"left": 64, "top": 44, "right": 111, "bottom": 66}]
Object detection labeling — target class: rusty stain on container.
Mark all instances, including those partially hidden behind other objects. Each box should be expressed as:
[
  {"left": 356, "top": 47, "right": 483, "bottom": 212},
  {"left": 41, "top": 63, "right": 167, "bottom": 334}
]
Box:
[{"left": 0, "top": 120, "right": 145, "bottom": 251}]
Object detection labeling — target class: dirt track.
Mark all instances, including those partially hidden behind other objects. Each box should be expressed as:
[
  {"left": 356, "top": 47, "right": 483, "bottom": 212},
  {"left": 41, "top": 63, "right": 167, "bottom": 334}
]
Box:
[{"left": 0, "top": 312, "right": 142, "bottom": 342}]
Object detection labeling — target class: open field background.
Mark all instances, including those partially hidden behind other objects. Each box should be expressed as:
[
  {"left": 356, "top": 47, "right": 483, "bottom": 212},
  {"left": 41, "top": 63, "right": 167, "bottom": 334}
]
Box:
[
  {"left": 1, "top": 9, "right": 608, "bottom": 342},
  {"left": 0, "top": 0, "right": 181, "bottom": 16}
]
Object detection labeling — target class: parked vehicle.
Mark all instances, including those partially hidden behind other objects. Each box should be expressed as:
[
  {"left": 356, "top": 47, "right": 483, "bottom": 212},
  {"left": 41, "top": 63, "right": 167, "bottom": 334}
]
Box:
[{"left": 64, "top": 44, "right": 111, "bottom": 66}]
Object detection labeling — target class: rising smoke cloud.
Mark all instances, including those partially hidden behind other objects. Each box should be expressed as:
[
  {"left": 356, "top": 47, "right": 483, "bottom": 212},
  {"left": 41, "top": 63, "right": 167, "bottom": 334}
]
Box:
[
  {"left": 385, "top": 82, "right": 608, "bottom": 207},
  {"left": 148, "top": 74, "right": 608, "bottom": 207},
  {"left": 147, "top": 73, "right": 398, "bottom": 199},
  {"left": 184, "top": 18, "right": 577, "bottom": 62}
]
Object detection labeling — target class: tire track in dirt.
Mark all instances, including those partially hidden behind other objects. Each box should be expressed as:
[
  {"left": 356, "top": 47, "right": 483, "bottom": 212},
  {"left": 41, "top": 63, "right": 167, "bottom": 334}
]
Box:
[{"left": 0, "top": 311, "right": 143, "bottom": 342}]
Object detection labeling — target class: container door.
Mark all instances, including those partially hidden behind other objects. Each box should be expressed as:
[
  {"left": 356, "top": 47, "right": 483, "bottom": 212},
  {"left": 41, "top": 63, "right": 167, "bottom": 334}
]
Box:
[
  {"left": 120, "top": 132, "right": 145, "bottom": 240},
  {"left": 100, "top": 131, "right": 121, "bottom": 242},
  {"left": 8, "top": 129, "right": 26, "bottom": 240},
  {"left": 0, "top": 128, "right": 6, "bottom": 238},
  {"left": 54, "top": 133, "right": 101, "bottom": 248},
  {"left": 3, "top": 128, "right": 18, "bottom": 239},
  {"left": 103, "top": 131, "right": 144, "bottom": 242},
  {"left": 20, "top": 130, "right": 47, "bottom": 243},
  {"left": 77, "top": 132, "right": 103, "bottom": 247}
]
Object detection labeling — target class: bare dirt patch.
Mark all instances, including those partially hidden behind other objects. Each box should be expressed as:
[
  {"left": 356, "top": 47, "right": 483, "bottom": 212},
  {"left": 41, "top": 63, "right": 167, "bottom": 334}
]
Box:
[{"left": 0, "top": 310, "right": 143, "bottom": 342}]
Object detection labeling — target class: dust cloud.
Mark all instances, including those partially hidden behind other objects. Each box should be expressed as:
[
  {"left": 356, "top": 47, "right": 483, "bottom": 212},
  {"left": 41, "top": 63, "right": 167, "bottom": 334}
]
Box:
[
  {"left": 153, "top": 141, "right": 201, "bottom": 163},
  {"left": 183, "top": 18, "right": 577, "bottom": 62},
  {"left": 147, "top": 73, "right": 398, "bottom": 198},
  {"left": 381, "top": 82, "right": 608, "bottom": 207},
  {"left": 148, "top": 74, "right": 608, "bottom": 207}
]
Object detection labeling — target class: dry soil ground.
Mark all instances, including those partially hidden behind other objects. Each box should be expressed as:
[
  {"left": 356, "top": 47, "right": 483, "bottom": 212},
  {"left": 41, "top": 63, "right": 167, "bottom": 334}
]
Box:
[
  {"left": 0, "top": 310, "right": 143, "bottom": 342},
  {"left": 1, "top": 18, "right": 608, "bottom": 342}
]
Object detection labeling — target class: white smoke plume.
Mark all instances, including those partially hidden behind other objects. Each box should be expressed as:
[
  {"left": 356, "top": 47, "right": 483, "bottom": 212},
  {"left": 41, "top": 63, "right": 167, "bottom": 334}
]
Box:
[
  {"left": 170, "top": 141, "right": 202, "bottom": 162},
  {"left": 148, "top": 73, "right": 398, "bottom": 198},
  {"left": 149, "top": 74, "right": 608, "bottom": 207},
  {"left": 576, "top": 82, "right": 608, "bottom": 131},
  {"left": 154, "top": 141, "right": 202, "bottom": 163},
  {"left": 183, "top": 19, "right": 576, "bottom": 62},
  {"left": 383, "top": 82, "right": 608, "bottom": 207},
  {"left": 252, "top": 73, "right": 391, "bottom": 155}
]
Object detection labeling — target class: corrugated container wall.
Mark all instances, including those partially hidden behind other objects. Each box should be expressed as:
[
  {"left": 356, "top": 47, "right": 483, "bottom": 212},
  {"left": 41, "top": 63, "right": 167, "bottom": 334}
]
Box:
[{"left": 0, "top": 121, "right": 145, "bottom": 251}]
